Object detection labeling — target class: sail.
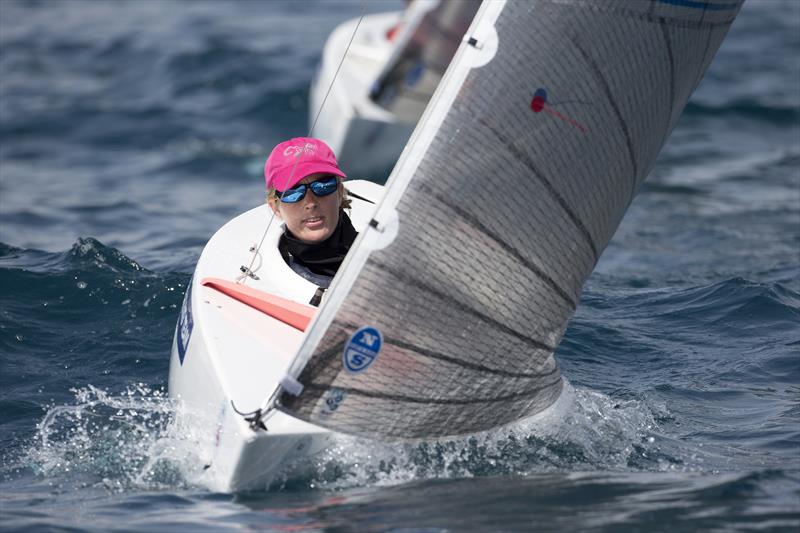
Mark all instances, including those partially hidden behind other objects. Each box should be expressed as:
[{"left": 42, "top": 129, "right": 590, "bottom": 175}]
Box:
[
  {"left": 369, "top": 0, "right": 482, "bottom": 123},
  {"left": 278, "top": 0, "right": 743, "bottom": 439}
]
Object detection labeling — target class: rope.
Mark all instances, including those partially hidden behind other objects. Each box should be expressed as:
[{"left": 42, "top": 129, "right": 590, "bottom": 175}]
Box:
[{"left": 308, "top": 2, "right": 367, "bottom": 138}]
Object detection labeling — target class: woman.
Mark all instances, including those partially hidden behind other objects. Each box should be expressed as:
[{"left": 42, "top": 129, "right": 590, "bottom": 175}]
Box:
[{"left": 265, "top": 137, "right": 357, "bottom": 296}]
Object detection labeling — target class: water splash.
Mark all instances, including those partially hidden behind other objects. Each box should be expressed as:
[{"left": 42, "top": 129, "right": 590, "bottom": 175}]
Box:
[
  {"left": 272, "top": 384, "right": 688, "bottom": 491},
  {"left": 16, "top": 380, "right": 770, "bottom": 495},
  {"left": 24, "top": 385, "right": 207, "bottom": 492}
]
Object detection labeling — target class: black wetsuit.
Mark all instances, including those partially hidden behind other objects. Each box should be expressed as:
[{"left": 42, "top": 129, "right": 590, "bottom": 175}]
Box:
[{"left": 278, "top": 211, "right": 358, "bottom": 302}]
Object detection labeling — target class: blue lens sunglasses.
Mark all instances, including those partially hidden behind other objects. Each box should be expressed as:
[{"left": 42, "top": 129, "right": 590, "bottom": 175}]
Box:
[{"left": 276, "top": 175, "right": 339, "bottom": 203}]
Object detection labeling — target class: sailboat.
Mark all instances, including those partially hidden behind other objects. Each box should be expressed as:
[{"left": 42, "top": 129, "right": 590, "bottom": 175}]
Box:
[
  {"left": 310, "top": 0, "right": 481, "bottom": 180},
  {"left": 169, "top": 0, "right": 744, "bottom": 492}
]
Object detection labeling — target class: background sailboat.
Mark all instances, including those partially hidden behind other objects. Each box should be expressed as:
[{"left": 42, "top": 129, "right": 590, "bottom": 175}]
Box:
[{"left": 311, "top": 0, "right": 481, "bottom": 181}]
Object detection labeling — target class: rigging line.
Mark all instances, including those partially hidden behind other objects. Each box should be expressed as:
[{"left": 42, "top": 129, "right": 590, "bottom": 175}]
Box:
[
  {"left": 239, "top": 1, "right": 367, "bottom": 286},
  {"left": 309, "top": 1, "right": 367, "bottom": 138}
]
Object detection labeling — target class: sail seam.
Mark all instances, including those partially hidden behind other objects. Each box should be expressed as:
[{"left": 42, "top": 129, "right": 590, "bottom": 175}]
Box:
[
  {"left": 435, "top": 195, "right": 577, "bottom": 309},
  {"left": 660, "top": 22, "right": 677, "bottom": 157},
  {"left": 571, "top": 37, "right": 639, "bottom": 205},
  {"left": 698, "top": 27, "right": 715, "bottom": 90},
  {"left": 382, "top": 336, "right": 559, "bottom": 379},
  {"left": 292, "top": 332, "right": 559, "bottom": 401},
  {"left": 477, "top": 117, "right": 600, "bottom": 264},
  {"left": 301, "top": 320, "right": 559, "bottom": 382},
  {"left": 662, "top": 23, "right": 676, "bottom": 124},
  {"left": 699, "top": 0, "right": 709, "bottom": 23},
  {"left": 372, "top": 259, "right": 556, "bottom": 352},
  {"left": 300, "top": 378, "right": 563, "bottom": 405},
  {"left": 657, "top": 0, "right": 739, "bottom": 12},
  {"left": 624, "top": 8, "right": 736, "bottom": 28},
  {"left": 565, "top": 1, "right": 738, "bottom": 29}
]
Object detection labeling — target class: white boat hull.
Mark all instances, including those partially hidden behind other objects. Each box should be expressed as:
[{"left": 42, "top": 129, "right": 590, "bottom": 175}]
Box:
[{"left": 168, "top": 180, "right": 384, "bottom": 492}]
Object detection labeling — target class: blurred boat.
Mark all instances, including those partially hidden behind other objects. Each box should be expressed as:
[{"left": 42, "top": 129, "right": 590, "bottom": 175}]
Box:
[{"left": 310, "top": 0, "right": 481, "bottom": 181}]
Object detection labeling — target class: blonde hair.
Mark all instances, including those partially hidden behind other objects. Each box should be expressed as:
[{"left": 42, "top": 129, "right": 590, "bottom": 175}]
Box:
[{"left": 266, "top": 178, "right": 351, "bottom": 210}]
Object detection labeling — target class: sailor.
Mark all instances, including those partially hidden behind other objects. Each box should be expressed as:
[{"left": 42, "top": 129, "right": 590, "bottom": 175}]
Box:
[{"left": 264, "top": 137, "right": 357, "bottom": 304}]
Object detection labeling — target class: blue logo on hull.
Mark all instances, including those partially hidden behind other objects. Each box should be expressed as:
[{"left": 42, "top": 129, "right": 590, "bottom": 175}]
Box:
[{"left": 176, "top": 276, "right": 194, "bottom": 365}]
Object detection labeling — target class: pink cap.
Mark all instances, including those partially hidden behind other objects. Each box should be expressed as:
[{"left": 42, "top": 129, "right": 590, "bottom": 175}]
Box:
[{"left": 264, "top": 137, "right": 346, "bottom": 191}]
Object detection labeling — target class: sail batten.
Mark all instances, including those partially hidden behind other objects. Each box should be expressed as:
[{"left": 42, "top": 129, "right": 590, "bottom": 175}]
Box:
[
  {"left": 571, "top": 37, "right": 641, "bottom": 204},
  {"left": 278, "top": 0, "right": 743, "bottom": 439},
  {"left": 433, "top": 194, "right": 578, "bottom": 309},
  {"left": 475, "top": 117, "right": 601, "bottom": 264},
  {"left": 382, "top": 337, "right": 560, "bottom": 380},
  {"left": 370, "top": 259, "right": 558, "bottom": 352},
  {"left": 301, "top": 377, "right": 563, "bottom": 406}
]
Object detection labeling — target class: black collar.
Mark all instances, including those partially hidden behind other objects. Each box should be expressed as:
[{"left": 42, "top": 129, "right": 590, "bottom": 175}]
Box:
[{"left": 278, "top": 211, "right": 358, "bottom": 278}]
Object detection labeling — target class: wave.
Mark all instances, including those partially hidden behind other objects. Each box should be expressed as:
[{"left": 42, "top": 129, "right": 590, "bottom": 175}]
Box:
[
  {"left": 577, "top": 277, "right": 800, "bottom": 336},
  {"left": 683, "top": 99, "right": 800, "bottom": 125},
  {"left": 238, "top": 469, "right": 800, "bottom": 531},
  {"left": 0, "top": 238, "right": 188, "bottom": 360},
  {"left": 2, "top": 254, "right": 795, "bottom": 494},
  {"left": 0, "top": 238, "right": 187, "bottom": 317},
  {"left": 651, "top": 145, "right": 800, "bottom": 189},
  {"left": 632, "top": 277, "right": 800, "bottom": 333},
  {"left": 15, "top": 387, "right": 796, "bottom": 531},
  {"left": 559, "top": 277, "right": 800, "bottom": 472},
  {"left": 0, "top": 238, "right": 147, "bottom": 274}
]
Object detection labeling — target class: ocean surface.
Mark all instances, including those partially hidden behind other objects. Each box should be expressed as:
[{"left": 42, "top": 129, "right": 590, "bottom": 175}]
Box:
[{"left": 1, "top": 0, "right": 798, "bottom": 531}]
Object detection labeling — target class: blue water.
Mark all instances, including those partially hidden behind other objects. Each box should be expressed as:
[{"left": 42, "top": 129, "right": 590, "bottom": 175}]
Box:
[{"left": 1, "top": 0, "right": 799, "bottom": 531}]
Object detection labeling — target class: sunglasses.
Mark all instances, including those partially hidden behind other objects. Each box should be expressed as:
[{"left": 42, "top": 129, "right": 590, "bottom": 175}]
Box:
[{"left": 275, "top": 175, "right": 339, "bottom": 203}]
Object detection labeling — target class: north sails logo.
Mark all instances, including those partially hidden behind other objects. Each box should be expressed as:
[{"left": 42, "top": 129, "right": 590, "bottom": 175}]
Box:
[
  {"left": 283, "top": 143, "right": 316, "bottom": 157},
  {"left": 358, "top": 331, "right": 378, "bottom": 347},
  {"left": 343, "top": 326, "right": 382, "bottom": 373}
]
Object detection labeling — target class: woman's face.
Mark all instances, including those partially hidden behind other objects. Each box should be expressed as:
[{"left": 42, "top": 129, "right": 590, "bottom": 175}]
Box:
[{"left": 270, "top": 172, "right": 343, "bottom": 243}]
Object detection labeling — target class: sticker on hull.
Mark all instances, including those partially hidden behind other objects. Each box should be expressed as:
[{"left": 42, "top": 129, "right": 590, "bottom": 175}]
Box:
[{"left": 176, "top": 276, "right": 194, "bottom": 365}]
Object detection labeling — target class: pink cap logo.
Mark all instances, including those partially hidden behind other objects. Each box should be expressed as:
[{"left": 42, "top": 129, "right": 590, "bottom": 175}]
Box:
[{"left": 282, "top": 142, "right": 317, "bottom": 158}]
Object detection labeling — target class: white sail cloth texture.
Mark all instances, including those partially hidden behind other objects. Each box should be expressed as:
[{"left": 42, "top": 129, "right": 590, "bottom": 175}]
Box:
[{"left": 278, "top": 0, "right": 743, "bottom": 439}]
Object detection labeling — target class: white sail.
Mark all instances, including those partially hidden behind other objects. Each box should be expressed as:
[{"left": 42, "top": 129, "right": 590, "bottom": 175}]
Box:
[{"left": 277, "top": 0, "right": 744, "bottom": 439}]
